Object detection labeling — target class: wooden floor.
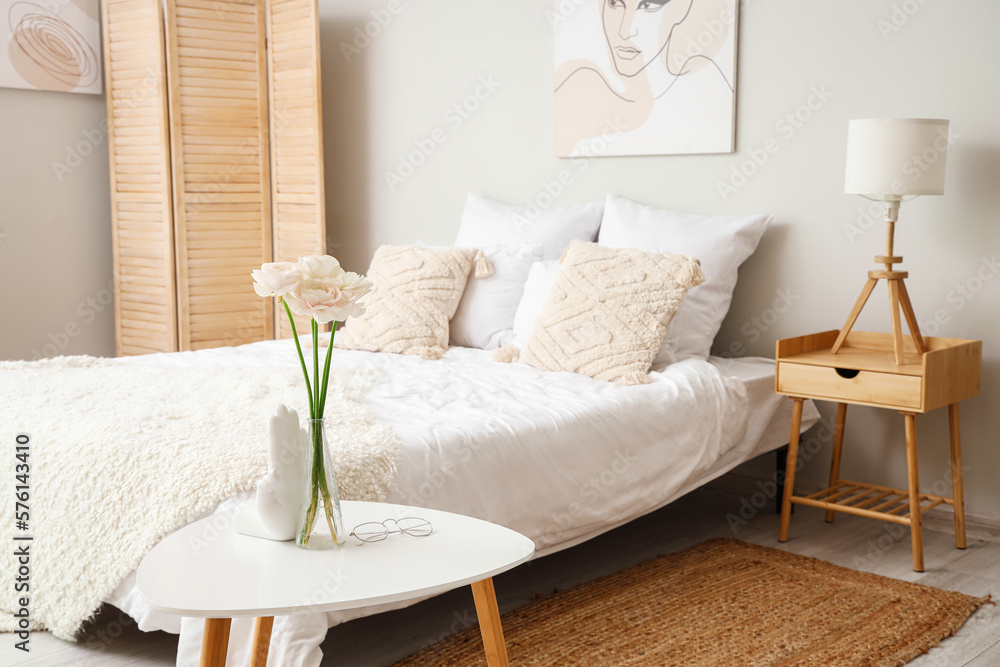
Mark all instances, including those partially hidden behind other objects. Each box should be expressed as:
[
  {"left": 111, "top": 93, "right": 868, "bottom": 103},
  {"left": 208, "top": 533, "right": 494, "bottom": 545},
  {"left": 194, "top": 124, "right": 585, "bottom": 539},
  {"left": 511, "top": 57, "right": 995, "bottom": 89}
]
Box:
[{"left": 6, "top": 477, "right": 999, "bottom": 666}]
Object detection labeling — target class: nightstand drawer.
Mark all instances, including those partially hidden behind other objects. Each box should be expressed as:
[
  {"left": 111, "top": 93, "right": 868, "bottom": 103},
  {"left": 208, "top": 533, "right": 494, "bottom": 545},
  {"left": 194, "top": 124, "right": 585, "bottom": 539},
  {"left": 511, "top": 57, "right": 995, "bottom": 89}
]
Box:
[{"left": 777, "top": 362, "right": 922, "bottom": 409}]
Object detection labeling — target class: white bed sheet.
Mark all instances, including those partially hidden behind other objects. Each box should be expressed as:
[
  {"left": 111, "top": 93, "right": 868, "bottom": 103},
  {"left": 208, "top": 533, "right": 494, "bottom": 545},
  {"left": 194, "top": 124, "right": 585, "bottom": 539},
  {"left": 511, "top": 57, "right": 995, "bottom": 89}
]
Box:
[{"left": 108, "top": 340, "right": 819, "bottom": 666}]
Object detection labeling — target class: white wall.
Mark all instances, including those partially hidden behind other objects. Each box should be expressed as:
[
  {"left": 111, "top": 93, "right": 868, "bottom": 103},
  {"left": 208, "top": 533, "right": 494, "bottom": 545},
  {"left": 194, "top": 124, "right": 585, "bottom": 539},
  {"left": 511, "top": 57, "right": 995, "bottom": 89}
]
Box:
[
  {"left": 2, "top": 1, "right": 996, "bottom": 521},
  {"left": 319, "top": 0, "right": 1000, "bottom": 520}
]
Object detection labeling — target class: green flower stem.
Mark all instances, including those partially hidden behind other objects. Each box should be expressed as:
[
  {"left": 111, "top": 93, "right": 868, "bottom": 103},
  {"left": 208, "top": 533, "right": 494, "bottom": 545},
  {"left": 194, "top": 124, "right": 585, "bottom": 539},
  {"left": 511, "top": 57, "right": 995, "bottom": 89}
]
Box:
[
  {"left": 286, "top": 312, "right": 343, "bottom": 547},
  {"left": 314, "top": 447, "right": 339, "bottom": 539},
  {"left": 317, "top": 321, "right": 338, "bottom": 418},
  {"left": 281, "top": 298, "right": 314, "bottom": 418},
  {"left": 299, "top": 423, "right": 339, "bottom": 546},
  {"left": 299, "top": 482, "right": 318, "bottom": 546},
  {"left": 311, "top": 320, "right": 320, "bottom": 418}
]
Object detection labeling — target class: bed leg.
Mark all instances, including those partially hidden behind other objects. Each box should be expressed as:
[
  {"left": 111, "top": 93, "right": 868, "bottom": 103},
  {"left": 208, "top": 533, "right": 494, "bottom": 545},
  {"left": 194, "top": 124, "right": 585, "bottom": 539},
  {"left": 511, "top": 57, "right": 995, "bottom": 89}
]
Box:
[{"left": 775, "top": 445, "right": 791, "bottom": 514}]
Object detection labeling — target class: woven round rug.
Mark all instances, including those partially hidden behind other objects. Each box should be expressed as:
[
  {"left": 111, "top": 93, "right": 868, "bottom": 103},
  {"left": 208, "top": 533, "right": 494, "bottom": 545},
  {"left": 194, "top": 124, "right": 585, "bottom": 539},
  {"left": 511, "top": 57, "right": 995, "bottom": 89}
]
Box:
[{"left": 393, "top": 538, "right": 989, "bottom": 666}]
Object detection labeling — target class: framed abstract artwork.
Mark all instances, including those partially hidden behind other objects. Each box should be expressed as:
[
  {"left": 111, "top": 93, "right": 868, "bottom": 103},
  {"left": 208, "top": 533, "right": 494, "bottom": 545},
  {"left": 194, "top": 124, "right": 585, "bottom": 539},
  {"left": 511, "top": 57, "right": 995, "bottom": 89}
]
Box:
[
  {"left": 0, "top": 0, "right": 102, "bottom": 94},
  {"left": 554, "top": 0, "right": 738, "bottom": 157}
]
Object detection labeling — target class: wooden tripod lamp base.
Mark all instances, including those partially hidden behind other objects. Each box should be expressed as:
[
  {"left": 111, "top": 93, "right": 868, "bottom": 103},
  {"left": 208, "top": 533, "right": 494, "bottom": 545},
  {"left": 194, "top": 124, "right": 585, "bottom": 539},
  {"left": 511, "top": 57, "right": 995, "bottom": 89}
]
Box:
[{"left": 830, "top": 198, "right": 927, "bottom": 366}]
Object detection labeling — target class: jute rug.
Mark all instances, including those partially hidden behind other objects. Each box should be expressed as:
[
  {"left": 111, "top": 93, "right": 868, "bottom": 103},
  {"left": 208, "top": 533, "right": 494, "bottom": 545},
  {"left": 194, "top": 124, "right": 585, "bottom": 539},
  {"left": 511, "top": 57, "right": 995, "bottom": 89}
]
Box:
[{"left": 394, "top": 538, "right": 989, "bottom": 666}]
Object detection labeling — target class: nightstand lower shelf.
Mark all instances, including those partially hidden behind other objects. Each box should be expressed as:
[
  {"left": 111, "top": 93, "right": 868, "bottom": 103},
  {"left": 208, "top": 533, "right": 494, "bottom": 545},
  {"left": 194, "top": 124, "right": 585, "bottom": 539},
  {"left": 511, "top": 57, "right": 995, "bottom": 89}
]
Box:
[
  {"left": 790, "top": 480, "right": 954, "bottom": 525},
  {"left": 778, "top": 398, "right": 967, "bottom": 573}
]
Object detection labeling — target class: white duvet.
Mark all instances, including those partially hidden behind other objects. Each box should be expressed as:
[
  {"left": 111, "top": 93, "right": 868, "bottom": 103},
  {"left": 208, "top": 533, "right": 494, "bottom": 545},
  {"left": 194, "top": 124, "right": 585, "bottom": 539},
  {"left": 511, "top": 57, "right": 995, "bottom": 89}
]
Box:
[{"left": 109, "top": 340, "right": 818, "bottom": 666}]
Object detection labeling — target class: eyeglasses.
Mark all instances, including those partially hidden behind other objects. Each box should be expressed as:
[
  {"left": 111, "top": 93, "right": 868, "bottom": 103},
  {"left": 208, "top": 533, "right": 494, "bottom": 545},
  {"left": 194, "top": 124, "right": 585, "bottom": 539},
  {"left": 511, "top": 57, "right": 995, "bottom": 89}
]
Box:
[{"left": 350, "top": 517, "right": 433, "bottom": 544}]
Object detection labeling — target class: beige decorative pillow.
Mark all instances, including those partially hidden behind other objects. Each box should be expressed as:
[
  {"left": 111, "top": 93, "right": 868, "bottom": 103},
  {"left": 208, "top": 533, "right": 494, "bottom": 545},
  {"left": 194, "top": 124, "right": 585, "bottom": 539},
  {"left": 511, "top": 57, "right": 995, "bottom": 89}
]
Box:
[
  {"left": 501, "top": 240, "right": 705, "bottom": 385},
  {"left": 336, "top": 245, "right": 479, "bottom": 359}
]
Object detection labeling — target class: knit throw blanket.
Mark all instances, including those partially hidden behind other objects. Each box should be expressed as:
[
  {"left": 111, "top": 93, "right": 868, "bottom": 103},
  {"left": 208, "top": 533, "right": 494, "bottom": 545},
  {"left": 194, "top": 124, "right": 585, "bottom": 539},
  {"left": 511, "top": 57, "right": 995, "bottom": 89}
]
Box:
[{"left": 0, "top": 356, "right": 400, "bottom": 640}]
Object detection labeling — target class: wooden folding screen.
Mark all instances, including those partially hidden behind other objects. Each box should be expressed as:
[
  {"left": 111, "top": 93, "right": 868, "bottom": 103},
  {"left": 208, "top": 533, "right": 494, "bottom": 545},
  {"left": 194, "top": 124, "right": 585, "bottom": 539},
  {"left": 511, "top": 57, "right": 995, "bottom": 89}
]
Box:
[
  {"left": 165, "top": 0, "right": 273, "bottom": 349},
  {"left": 102, "top": 0, "right": 177, "bottom": 355},
  {"left": 102, "top": 0, "right": 326, "bottom": 354},
  {"left": 266, "top": 0, "right": 327, "bottom": 339}
]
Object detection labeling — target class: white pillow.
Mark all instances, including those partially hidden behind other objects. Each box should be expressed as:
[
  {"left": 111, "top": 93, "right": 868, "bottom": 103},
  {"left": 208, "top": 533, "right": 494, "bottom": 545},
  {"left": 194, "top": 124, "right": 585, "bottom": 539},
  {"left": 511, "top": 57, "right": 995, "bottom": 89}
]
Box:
[
  {"left": 511, "top": 261, "right": 560, "bottom": 348},
  {"left": 512, "top": 259, "right": 681, "bottom": 369},
  {"left": 454, "top": 194, "right": 603, "bottom": 261},
  {"left": 598, "top": 194, "right": 772, "bottom": 360},
  {"left": 450, "top": 244, "right": 543, "bottom": 350}
]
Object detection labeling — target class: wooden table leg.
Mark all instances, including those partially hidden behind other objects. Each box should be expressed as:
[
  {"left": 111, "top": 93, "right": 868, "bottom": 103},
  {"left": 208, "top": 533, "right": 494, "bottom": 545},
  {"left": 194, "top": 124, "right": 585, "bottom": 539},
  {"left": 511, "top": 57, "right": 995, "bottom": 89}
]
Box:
[
  {"left": 200, "top": 618, "right": 231, "bottom": 667},
  {"left": 779, "top": 398, "right": 804, "bottom": 543},
  {"left": 250, "top": 616, "right": 274, "bottom": 667},
  {"left": 904, "top": 413, "right": 924, "bottom": 572},
  {"left": 826, "top": 403, "right": 848, "bottom": 523},
  {"left": 949, "top": 403, "right": 967, "bottom": 549},
  {"left": 471, "top": 578, "right": 510, "bottom": 667}
]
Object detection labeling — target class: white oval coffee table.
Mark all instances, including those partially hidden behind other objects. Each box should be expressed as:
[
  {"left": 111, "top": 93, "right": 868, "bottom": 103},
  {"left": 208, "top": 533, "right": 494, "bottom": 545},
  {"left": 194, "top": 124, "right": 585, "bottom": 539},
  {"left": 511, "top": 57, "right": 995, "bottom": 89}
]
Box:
[{"left": 137, "top": 500, "right": 535, "bottom": 666}]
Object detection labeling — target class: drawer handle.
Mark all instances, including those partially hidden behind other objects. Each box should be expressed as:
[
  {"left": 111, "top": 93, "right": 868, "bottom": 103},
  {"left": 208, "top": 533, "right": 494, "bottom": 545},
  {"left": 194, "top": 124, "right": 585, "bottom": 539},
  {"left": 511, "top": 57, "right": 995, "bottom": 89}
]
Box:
[{"left": 835, "top": 367, "right": 861, "bottom": 379}]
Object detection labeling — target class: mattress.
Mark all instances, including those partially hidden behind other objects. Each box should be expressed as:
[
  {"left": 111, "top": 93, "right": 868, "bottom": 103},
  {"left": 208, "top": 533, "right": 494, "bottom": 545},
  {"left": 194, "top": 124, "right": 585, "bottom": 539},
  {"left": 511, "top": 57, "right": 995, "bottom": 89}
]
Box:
[{"left": 108, "top": 340, "right": 819, "bottom": 665}]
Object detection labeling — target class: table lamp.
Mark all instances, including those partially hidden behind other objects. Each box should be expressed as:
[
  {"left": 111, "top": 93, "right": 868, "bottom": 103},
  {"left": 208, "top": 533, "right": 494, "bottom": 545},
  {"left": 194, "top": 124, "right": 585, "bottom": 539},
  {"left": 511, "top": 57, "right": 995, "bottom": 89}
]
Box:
[{"left": 832, "top": 118, "right": 950, "bottom": 365}]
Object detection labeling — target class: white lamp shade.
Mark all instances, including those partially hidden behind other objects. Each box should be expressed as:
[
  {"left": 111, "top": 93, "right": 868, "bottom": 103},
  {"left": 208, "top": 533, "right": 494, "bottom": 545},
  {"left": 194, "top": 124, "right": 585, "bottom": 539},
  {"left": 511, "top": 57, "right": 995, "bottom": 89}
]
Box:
[{"left": 844, "top": 118, "right": 950, "bottom": 197}]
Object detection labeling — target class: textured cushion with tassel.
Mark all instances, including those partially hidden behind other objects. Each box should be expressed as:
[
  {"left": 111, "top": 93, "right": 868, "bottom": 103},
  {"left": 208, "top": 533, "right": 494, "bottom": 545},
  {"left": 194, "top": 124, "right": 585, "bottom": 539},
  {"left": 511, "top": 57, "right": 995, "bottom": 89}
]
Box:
[
  {"left": 336, "top": 245, "right": 489, "bottom": 359},
  {"left": 496, "top": 240, "right": 705, "bottom": 385}
]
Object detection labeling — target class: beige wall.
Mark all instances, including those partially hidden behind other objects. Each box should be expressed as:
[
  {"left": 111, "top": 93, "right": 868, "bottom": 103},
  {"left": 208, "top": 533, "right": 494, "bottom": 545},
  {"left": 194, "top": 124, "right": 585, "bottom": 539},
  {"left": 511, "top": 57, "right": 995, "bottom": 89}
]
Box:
[
  {"left": 319, "top": 0, "right": 1000, "bottom": 520},
  {"left": 2, "top": 1, "right": 997, "bottom": 519},
  {"left": 0, "top": 88, "right": 114, "bottom": 360}
]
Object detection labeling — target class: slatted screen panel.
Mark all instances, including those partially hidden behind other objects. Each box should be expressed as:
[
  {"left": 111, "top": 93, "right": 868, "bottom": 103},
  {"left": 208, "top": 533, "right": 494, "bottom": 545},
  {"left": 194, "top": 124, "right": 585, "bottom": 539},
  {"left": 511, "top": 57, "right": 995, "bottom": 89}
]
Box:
[
  {"left": 165, "top": 0, "right": 273, "bottom": 350},
  {"left": 266, "top": 0, "right": 327, "bottom": 340},
  {"left": 102, "top": 0, "right": 178, "bottom": 355}
]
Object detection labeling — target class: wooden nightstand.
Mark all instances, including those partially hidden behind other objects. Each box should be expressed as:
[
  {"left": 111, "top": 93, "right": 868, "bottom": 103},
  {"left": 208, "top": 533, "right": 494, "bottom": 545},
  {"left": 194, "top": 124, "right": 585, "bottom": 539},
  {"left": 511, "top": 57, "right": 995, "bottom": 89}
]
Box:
[{"left": 775, "top": 330, "right": 981, "bottom": 572}]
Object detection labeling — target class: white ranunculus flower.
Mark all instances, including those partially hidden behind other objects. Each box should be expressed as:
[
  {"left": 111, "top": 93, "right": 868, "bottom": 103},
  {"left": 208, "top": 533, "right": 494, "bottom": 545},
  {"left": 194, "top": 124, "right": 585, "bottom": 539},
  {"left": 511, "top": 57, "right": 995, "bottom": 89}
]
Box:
[
  {"left": 298, "top": 255, "right": 344, "bottom": 281},
  {"left": 335, "top": 271, "right": 373, "bottom": 304},
  {"left": 286, "top": 278, "right": 348, "bottom": 324},
  {"left": 252, "top": 262, "right": 301, "bottom": 297},
  {"left": 286, "top": 271, "right": 373, "bottom": 324}
]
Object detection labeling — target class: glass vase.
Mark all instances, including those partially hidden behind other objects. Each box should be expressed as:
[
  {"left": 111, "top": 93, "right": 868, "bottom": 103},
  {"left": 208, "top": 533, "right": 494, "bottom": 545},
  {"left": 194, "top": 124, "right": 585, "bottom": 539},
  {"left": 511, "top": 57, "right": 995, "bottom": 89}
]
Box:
[{"left": 296, "top": 418, "right": 346, "bottom": 550}]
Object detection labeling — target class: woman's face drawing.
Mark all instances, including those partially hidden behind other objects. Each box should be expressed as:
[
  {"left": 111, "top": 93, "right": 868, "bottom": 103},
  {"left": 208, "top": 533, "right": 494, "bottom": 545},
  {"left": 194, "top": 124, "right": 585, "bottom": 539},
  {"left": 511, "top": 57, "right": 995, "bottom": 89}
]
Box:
[{"left": 602, "top": 0, "right": 692, "bottom": 78}]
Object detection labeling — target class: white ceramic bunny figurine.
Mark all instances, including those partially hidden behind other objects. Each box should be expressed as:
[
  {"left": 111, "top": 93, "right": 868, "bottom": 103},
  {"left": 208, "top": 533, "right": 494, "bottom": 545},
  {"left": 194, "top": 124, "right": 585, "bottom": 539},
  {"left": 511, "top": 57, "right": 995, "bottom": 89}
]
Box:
[{"left": 234, "top": 404, "right": 307, "bottom": 541}]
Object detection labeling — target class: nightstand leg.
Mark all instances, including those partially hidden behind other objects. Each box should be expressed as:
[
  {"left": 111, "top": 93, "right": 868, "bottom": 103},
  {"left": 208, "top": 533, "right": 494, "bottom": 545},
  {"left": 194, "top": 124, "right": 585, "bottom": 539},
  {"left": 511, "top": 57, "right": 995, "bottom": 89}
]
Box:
[
  {"left": 200, "top": 618, "right": 231, "bottom": 667},
  {"left": 949, "top": 403, "right": 967, "bottom": 549},
  {"left": 904, "top": 413, "right": 924, "bottom": 572},
  {"left": 471, "top": 578, "right": 510, "bottom": 667},
  {"left": 779, "top": 398, "right": 804, "bottom": 542},
  {"left": 826, "top": 403, "right": 848, "bottom": 523}
]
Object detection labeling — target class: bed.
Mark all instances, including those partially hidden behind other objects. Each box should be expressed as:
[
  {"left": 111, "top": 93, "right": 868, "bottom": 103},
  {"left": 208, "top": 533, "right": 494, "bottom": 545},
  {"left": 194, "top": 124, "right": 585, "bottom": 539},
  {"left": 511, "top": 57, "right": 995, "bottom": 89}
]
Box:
[{"left": 93, "top": 338, "right": 820, "bottom": 665}]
